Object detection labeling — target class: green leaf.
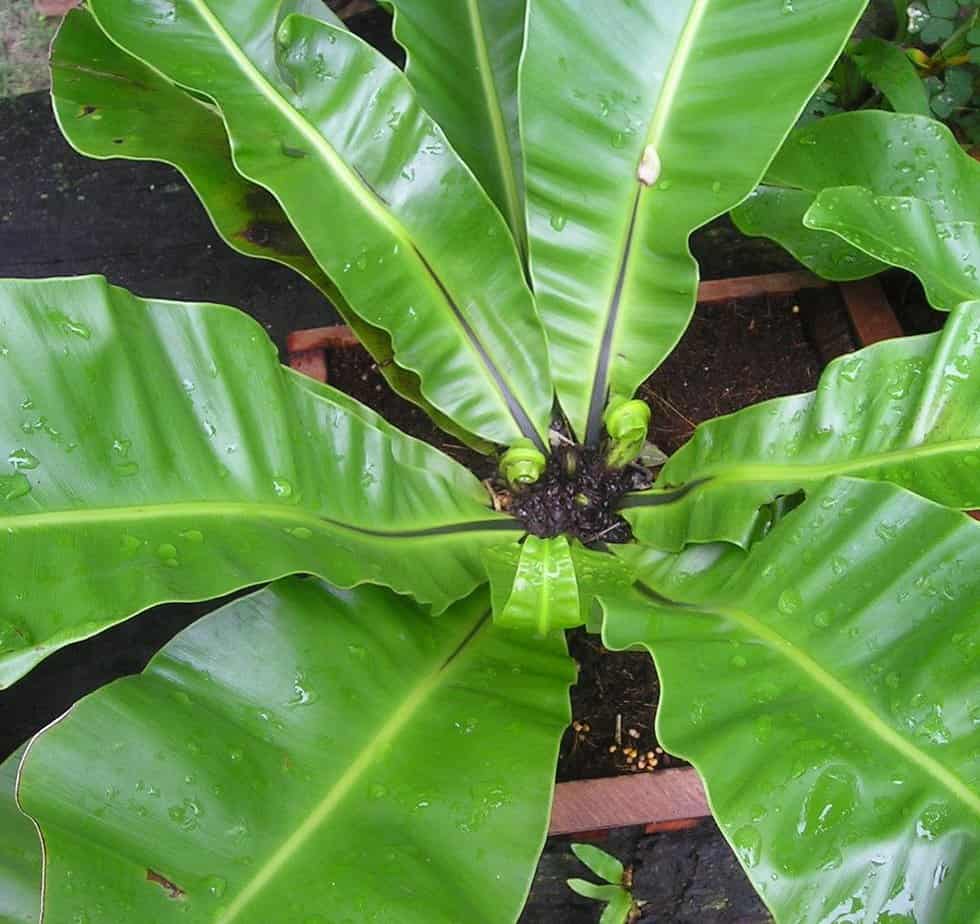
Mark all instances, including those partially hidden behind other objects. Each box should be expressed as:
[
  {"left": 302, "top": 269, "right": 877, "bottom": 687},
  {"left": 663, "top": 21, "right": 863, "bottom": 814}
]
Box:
[
  {"left": 807, "top": 188, "right": 980, "bottom": 309},
  {"left": 929, "top": 68, "right": 972, "bottom": 118},
  {"left": 571, "top": 843, "right": 625, "bottom": 885},
  {"left": 483, "top": 539, "right": 634, "bottom": 634},
  {"left": 599, "top": 891, "right": 635, "bottom": 924},
  {"left": 0, "top": 747, "right": 39, "bottom": 924},
  {"left": 17, "top": 578, "right": 576, "bottom": 922},
  {"left": 568, "top": 542, "right": 635, "bottom": 634},
  {"left": 382, "top": 0, "right": 527, "bottom": 257},
  {"left": 733, "top": 110, "right": 979, "bottom": 283},
  {"left": 967, "top": 25, "right": 980, "bottom": 44},
  {"left": 50, "top": 7, "right": 490, "bottom": 453},
  {"left": 942, "top": 66, "right": 973, "bottom": 103},
  {"left": 50, "top": 7, "right": 325, "bottom": 294},
  {"left": 86, "top": 0, "right": 552, "bottom": 448},
  {"left": 624, "top": 300, "right": 980, "bottom": 550},
  {"left": 921, "top": 15, "right": 956, "bottom": 44},
  {"left": 498, "top": 535, "right": 582, "bottom": 635},
  {"left": 732, "top": 185, "right": 886, "bottom": 280},
  {"left": 566, "top": 880, "right": 625, "bottom": 903},
  {"left": 894, "top": 0, "right": 910, "bottom": 38},
  {"left": 800, "top": 84, "right": 844, "bottom": 123},
  {"left": 849, "top": 36, "right": 932, "bottom": 115},
  {"left": 0, "top": 277, "right": 520, "bottom": 687},
  {"left": 520, "top": 0, "right": 867, "bottom": 443},
  {"left": 606, "top": 478, "right": 980, "bottom": 923},
  {"left": 928, "top": 0, "right": 958, "bottom": 19}
]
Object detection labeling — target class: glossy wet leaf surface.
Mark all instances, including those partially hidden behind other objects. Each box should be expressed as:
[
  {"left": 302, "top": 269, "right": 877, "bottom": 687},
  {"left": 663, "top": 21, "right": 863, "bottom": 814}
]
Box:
[
  {"left": 17, "top": 579, "right": 575, "bottom": 923},
  {"left": 625, "top": 300, "right": 980, "bottom": 550},
  {"left": 384, "top": 0, "right": 527, "bottom": 255},
  {"left": 521, "top": 0, "right": 867, "bottom": 442},
  {"left": 0, "top": 277, "right": 518, "bottom": 687},
  {"left": 51, "top": 6, "right": 490, "bottom": 451},
  {"left": 497, "top": 535, "right": 581, "bottom": 635},
  {"left": 51, "top": 8, "right": 333, "bottom": 296},
  {"left": 808, "top": 188, "right": 980, "bottom": 310},
  {"left": 608, "top": 478, "right": 980, "bottom": 923},
  {"left": 0, "top": 747, "right": 39, "bottom": 924},
  {"left": 86, "top": 0, "right": 553, "bottom": 446},
  {"left": 733, "top": 111, "right": 980, "bottom": 287},
  {"left": 483, "top": 539, "right": 633, "bottom": 635}
]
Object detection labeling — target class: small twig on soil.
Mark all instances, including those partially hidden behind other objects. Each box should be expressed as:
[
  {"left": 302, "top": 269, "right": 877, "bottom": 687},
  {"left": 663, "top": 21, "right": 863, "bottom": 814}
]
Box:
[
  {"left": 482, "top": 479, "right": 510, "bottom": 512},
  {"left": 641, "top": 386, "right": 697, "bottom": 431},
  {"left": 583, "top": 523, "right": 622, "bottom": 544},
  {"left": 615, "top": 713, "right": 622, "bottom": 747}
]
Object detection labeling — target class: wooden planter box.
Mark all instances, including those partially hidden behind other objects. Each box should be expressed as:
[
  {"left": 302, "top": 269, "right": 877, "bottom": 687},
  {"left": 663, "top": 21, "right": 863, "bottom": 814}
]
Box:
[{"left": 286, "top": 271, "right": 969, "bottom": 837}]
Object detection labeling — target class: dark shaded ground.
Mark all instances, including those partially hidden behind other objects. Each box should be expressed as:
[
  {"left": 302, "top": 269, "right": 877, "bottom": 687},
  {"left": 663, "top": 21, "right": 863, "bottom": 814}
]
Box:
[{"left": 522, "top": 821, "right": 771, "bottom": 923}]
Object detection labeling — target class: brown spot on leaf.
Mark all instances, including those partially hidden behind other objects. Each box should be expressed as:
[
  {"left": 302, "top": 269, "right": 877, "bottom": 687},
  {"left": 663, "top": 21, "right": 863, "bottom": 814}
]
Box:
[
  {"left": 146, "top": 868, "right": 185, "bottom": 900},
  {"left": 239, "top": 221, "right": 306, "bottom": 256},
  {"left": 79, "top": 105, "right": 97, "bottom": 118}
]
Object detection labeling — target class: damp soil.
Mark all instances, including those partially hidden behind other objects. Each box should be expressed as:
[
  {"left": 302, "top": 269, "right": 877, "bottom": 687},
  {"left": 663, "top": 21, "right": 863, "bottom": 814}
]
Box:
[
  {"left": 324, "top": 287, "right": 856, "bottom": 782},
  {"left": 643, "top": 292, "right": 846, "bottom": 458}
]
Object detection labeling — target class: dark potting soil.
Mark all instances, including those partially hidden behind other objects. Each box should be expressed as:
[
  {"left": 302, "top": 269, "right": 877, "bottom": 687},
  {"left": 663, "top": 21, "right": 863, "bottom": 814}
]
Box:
[
  {"left": 644, "top": 292, "right": 842, "bottom": 458},
  {"left": 521, "top": 820, "right": 771, "bottom": 923}
]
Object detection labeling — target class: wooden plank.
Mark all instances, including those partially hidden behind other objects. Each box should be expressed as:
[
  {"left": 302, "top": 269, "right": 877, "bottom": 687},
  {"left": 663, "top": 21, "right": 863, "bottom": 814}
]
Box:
[
  {"left": 840, "top": 278, "right": 904, "bottom": 347},
  {"left": 288, "top": 348, "right": 328, "bottom": 384},
  {"left": 286, "top": 324, "right": 360, "bottom": 353},
  {"left": 548, "top": 768, "right": 709, "bottom": 836},
  {"left": 696, "top": 270, "right": 828, "bottom": 304}
]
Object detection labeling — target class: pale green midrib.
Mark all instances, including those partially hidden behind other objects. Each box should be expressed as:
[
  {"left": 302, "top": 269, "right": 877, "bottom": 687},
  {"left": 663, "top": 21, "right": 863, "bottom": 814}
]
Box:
[
  {"left": 582, "top": 0, "right": 711, "bottom": 421},
  {"left": 184, "top": 0, "right": 391, "bottom": 243},
  {"left": 712, "top": 600, "right": 980, "bottom": 818},
  {"left": 464, "top": 0, "right": 526, "bottom": 255},
  {"left": 643, "top": 0, "right": 711, "bottom": 152},
  {"left": 181, "top": 0, "right": 524, "bottom": 431},
  {"left": 537, "top": 541, "right": 552, "bottom": 637},
  {"left": 637, "top": 577, "right": 980, "bottom": 817},
  {"left": 0, "top": 501, "right": 506, "bottom": 539},
  {"left": 214, "top": 610, "right": 491, "bottom": 924},
  {"left": 653, "top": 437, "right": 980, "bottom": 495}
]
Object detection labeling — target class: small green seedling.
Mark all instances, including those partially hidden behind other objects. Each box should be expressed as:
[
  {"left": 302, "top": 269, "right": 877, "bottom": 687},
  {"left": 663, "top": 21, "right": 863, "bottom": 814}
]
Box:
[{"left": 566, "top": 843, "right": 639, "bottom": 924}]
